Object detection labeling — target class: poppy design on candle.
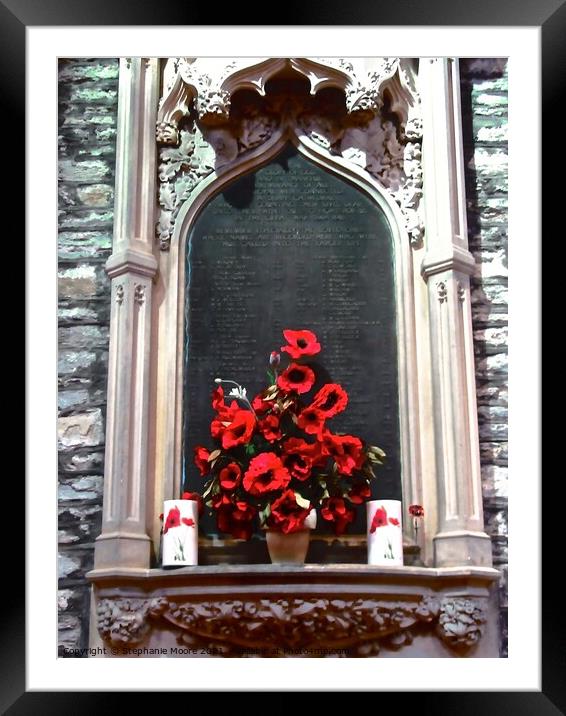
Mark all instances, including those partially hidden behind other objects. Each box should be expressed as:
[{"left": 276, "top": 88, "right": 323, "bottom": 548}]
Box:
[
  {"left": 162, "top": 493, "right": 200, "bottom": 566},
  {"left": 369, "top": 505, "right": 400, "bottom": 559},
  {"left": 367, "top": 500, "right": 403, "bottom": 565}
]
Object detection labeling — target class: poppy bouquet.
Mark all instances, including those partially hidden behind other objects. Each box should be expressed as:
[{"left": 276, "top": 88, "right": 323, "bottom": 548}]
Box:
[{"left": 193, "top": 329, "right": 385, "bottom": 540}]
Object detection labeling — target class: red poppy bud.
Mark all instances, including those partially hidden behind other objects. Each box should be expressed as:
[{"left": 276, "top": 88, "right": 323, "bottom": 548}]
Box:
[{"left": 270, "top": 351, "right": 280, "bottom": 368}]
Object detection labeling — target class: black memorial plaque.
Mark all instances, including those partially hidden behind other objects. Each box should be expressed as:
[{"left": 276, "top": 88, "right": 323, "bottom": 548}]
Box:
[{"left": 183, "top": 146, "right": 401, "bottom": 534}]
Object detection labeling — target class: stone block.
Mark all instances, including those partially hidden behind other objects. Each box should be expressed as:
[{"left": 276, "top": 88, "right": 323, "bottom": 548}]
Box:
[
  {"left": 58, "top": 389, "right": 90, "bottom": 411},
  {"left": 58, "top": 232, "right": 113, "bottom": 261},
  {"left": 58, "top": 305, "right": 104, "bottom": 325},
  {"left": 59, "top": 450, "right": 105, "bottom": 473},
  {"left": 58, "top": 350, "right": 97, "bottom": 376},
  {"left": 57, "top": 409, "right": 104, "bottom": 449},
  {"left": 59, "top": 158, "right": 113, "bottom": 182},
  {"left": 59, "top": 476, "right": 104, "bottom": 501},
  {"left": 58, "top": 60, "right": 119, "bottom": 83},
  {"left": 58, "top": 325, "right": 109, "bottom": 349},
  {"left": 474, "top": 326, "right": 508, "bottom": 353},
  {"left": 481, "top": 465, "right": 508, "bottom": 498},
  {"left": 58, "top": 552, "right": 83, "bottom": 579},
  {"left": 479, "top": 422, "right": 508, "bottom": 441},
  {"left": 58, "top": 614, "right": 82, "bottom": 651},
  {"left": 76, "top": 184, "right": 114, "bottom": 208},
  {"left": 58, "top": 265, "right": 98, "bottom": 299},
  {"left": 480, "top": 441, "right": 508, "bottom": 463},
  {"left": 58, "top": 209, "right": 114, "bottom": 231}
]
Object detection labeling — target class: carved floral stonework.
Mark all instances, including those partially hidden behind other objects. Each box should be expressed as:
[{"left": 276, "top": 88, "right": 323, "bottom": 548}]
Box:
[
  {"left": 115, "top": 284, "right": 124, "bottom": 305},
  {"left": 155, "top": 57, "right": 424, "bottom": 250},
  {"left": 436, "top": 598, "right": 486, "bottom": 649},
  {"left": 97, "top": 598, "right": 168, "bottom": 645},
  {"left": 96, "top": 594, "right": 487, "bottom": 656}
]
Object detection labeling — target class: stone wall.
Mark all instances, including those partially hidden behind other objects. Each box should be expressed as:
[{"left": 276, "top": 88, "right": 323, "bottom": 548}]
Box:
[
  {"left": 460, "top": 58, "right": 508, "bottom": 657},
  {"left": 57, "top": 59, "right": 118, "bottom": 656},
  {"left": 57, "top": 57, "right": 509, "bottom": 657}
]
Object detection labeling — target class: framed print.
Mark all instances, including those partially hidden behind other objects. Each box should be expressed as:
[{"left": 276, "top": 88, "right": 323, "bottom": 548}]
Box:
[{"left": 19, "top": 0, "right": 553, "bottom": 708}]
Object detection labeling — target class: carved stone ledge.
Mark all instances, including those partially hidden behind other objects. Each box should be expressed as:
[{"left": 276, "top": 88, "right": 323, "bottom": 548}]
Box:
[{"left": 89, "top": 565, "right": 499, "bottom": 657}]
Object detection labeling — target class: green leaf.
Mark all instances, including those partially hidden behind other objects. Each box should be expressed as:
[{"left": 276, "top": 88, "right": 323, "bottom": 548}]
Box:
[
  {"left": 266, "top": 370, "right": 275, "bottom": 385},
  {"left": 294, "top": 491, "right": 311, "bottom": 509},
  {"left": 258, "top": 503, "right": 271, "bottom": 526},
  {"left": 202, "top": 480, "right": 215, "bottom": 502},
  {"left": 245, "top": 443, "right": 256, "bottom": 456}
]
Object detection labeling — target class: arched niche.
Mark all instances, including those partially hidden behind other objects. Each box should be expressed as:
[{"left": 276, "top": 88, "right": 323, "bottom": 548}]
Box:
[
  {"left": 155, "top": 113, "right": 422, "bottom": 553},
  {"left": 182, "top": 142, "right": 401, "bottom": 536}
]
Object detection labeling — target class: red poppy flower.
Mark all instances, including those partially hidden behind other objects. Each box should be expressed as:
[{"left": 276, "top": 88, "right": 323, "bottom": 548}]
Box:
[
  {"left": 296, "top": 406, "right": 326, "bottom": 435},
  {"left": 252, "top": 393, "right": 275, "bottom": 416},
  {"left": 259, "top": 414, "right": 282, "bottom": 442},
  {"left": 282, "top": 437, "right": 314, "bottom": 481},
  {"left": 347, "top": 480, "right": 371, "bottom": 505},
  {"left": 211, "top": 385, "right": 225, "bottom": 411},
  {"left": 267, "top": 490, "right": 312, "bottom": 534},
  {"left": 280, "top": 329, "right": 321, "bottom": 359},
  {"left": 193, "top": 446, "right": 211, "bottom": 476},
  {"left": 210, "top": 396, "right": 240, "bottom": 440},
  {"left": 277, "top": 363, "right": 315, "bottom": 395},
  {"left": 311, "top": 383, "right": 348, "bottom": 418},
  {"left": 221, "top": 410, "right": 256, "bottom": 450},
  {"left": 211, "top": 492, "right": 232, "bottom": 510},
  {"left": 181, "top": 491, "right": 204, "bottom": 517},
  {"left": 182, "top": 517, "right": 195, "bottom": 527},
  {"left": 243, "top": 452, "right": 291, "bottom": 495},
  {"left": 321, "top": 497, "right": 355, "bottom": 536},
  {"left": 321, "top": 432, "right": 364, "bottom": 475},
  {"left": 163, "top": 506, "right": 181, "bottom": 534},
  {"left": 389, "top": 517, "right": 400, "bottom": 526},
  {"left": 216, "top": 500, "right": 257, "bottom": 540},
  {"left": 370, "top": 506, "right": 388, "bottom": 533},
  {"left": 219, "top": 463, "right": 241, "bottom": 492},
  {"left": 409, "top": 504, "right": 424, "bottom": 518}
]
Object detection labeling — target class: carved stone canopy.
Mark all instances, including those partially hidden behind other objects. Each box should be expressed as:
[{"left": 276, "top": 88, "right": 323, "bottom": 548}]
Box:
[{"left": 155, "top": 57, "right": 424, "bottom": 250}]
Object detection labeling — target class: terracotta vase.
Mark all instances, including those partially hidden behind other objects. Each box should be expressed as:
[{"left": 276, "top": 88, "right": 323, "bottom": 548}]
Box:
[{"left": 265, "top": 510, "right": 317, "bottom": 564}]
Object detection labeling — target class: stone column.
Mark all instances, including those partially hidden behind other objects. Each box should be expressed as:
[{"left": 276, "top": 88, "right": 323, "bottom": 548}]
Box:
[
  {"left": 420, "top": 58, "right": 492, "bottom": 567},
  {"left": 94, "top": 58, "right": 159, "bottom": 569}
]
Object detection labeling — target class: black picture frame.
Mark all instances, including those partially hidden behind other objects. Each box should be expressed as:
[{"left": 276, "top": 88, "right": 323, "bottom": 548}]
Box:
[{"left": 17, "top": 0, "right": 555, "bottom": 709}]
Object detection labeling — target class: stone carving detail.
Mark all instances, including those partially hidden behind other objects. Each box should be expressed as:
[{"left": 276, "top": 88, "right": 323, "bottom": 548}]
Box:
[
  {"left": 97, "top": 598, "right": 168, "bottom": 645},
  {"left": 156, "top": 121, "right": 179, "bottom": 146},
  {"left": 134, "top": 284, "right": 146, "bottom": 305},
  {"left": 115, "top": 284, "right": 124, "bottom": 305},
  {"left": 342, "top": 57, "right": 399, "bottom": 115},
  {"left": 457, "top": 283, "right": 466, "bottom": 302},
  {"left": 436, "top": 598, "right": 487, "bottom": 650},
  {"left": 156, "top": 112, "right": 278, "bottom": 250},
  {"left": 96, "top": 594, "right": 487, "bottom": 656},
  {"left": 437, "top": 281, "right": 448, "bottom": 303},
  {"left": 156, "top": 57, "right": 423, "bottom": 250}
]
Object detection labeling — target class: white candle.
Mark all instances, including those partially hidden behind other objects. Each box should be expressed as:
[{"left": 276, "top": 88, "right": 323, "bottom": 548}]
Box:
[
  {"left": 366, "top": 499, "right": 404, "bottom": 566},
  {"left": 162, "top": 499, "right": 198, "bottom": 566}
]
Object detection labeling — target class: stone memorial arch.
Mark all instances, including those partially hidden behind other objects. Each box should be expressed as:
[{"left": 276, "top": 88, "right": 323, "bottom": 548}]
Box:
[{"left": 88, "top": 58, "right": 500, "bottom": 657}]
